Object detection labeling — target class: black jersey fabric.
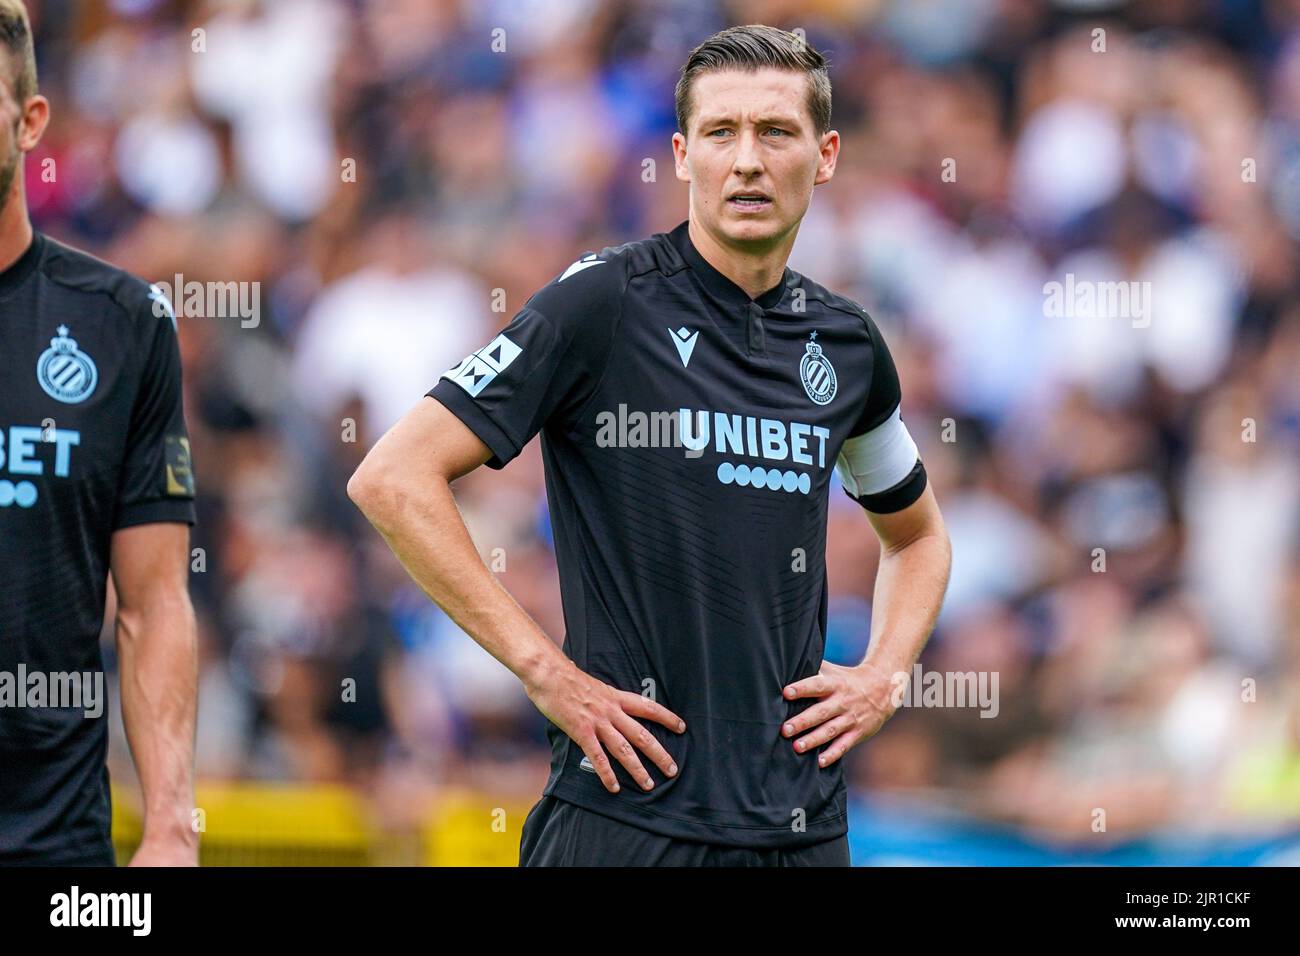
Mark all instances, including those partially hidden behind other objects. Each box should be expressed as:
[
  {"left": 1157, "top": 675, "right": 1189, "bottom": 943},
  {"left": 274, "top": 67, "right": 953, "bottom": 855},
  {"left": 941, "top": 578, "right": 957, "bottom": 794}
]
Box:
[
  {"left": 0, "top": 231, "right": 196, "bottom": 864},
  {"left": 428, "top": 220, "right": 925, "bottom": 848}
]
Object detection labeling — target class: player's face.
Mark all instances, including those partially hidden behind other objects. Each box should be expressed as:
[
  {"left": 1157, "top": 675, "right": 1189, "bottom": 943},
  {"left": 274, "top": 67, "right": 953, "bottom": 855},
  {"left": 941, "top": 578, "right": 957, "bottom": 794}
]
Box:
[
  {"left": 0, "top": 73, "right": 21, "bottom": 208},
  {"left": 673, "top": 67, "right": 838, "bottom": 250},
  {"left": 0, "top": 54, "right": 49, "bottom": 217}
]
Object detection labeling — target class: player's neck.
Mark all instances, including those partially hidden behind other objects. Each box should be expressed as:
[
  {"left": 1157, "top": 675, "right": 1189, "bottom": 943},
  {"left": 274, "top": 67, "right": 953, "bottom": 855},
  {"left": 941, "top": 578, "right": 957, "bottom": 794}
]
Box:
[
  {"left": 0, "top": 188, "right": 33, "bottom": 275},
  {"left": 687, "top": 216, "right": 793, "bottom": 302}
]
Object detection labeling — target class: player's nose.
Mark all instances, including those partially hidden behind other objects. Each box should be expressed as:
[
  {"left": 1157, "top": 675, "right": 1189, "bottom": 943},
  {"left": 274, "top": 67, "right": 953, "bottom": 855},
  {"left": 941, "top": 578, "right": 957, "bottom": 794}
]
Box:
[{"left": 732, "top": 129, "right": 764, "bottom": 175}]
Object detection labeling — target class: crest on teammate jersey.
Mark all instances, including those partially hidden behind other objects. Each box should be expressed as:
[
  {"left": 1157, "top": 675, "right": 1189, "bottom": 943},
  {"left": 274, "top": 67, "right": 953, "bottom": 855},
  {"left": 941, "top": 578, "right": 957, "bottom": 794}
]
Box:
[
  {"left": 37, "top": 325, "right": 98, "bottom": 404},
  {"left": 799, "top": 331, "right": 836, "bottom": 405}
]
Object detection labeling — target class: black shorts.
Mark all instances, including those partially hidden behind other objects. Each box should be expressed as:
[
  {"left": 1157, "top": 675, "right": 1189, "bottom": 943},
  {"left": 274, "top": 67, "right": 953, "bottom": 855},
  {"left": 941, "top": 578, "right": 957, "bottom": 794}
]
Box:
[{"left": 519, "top": 794, "right": 851, "bottom": 867}]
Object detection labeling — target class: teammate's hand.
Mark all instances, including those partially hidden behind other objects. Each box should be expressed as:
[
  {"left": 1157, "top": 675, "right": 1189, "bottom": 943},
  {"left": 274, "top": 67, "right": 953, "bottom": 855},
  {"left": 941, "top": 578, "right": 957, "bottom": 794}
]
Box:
[
  {"left": 128, "top": 834, "right": 199, "bottom": 867},
  {"left": 780, "top": 660, "right": 898, "bottom": 768},
  {"left": 523, "top": 658, "right": 685, "bottom": 794}
]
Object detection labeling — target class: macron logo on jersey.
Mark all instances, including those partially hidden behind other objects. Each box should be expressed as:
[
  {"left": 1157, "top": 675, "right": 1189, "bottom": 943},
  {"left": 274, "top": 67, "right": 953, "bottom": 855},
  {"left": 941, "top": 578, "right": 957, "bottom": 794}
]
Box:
[
  {"left": 442, "top": 333, "right": 523, "bottom": 397},
  {"left": 559, "top": 254, "right": 604, "bottom": 282},
  {"left": 669, "top": 326, "right": 698, "bottom": 368}
]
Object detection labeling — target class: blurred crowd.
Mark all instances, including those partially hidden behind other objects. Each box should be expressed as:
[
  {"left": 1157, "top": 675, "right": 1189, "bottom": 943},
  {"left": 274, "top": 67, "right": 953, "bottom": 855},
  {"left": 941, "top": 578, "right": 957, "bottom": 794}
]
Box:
[{"left": 24, "top": 0, "right": 1299, "bottom": 845}]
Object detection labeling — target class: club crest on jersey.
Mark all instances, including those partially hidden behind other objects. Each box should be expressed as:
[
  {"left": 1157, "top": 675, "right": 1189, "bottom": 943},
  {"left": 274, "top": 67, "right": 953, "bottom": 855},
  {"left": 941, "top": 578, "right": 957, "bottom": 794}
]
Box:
[
  {"left": 37, "top": 325, "right": 98, "bottom": 404},
  {"left": 799, "top": 331, "right": 836, "bottom": 405}
]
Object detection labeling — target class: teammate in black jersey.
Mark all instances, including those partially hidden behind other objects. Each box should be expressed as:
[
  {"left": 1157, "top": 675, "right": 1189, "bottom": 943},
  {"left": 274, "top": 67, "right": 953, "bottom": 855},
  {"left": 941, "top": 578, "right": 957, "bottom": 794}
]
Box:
[
  {"left": 0, "top": 1, "right": 198, "bottom": 866},
  {"left": 351, "top": 24, "right": 951, "bottom": 866}
]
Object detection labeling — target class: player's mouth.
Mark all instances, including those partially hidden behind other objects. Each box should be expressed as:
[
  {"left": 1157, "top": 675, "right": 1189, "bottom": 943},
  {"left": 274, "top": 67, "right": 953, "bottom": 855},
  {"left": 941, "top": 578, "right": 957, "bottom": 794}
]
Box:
[{"left": 726, "top": 191, "right": 772, "bottom": 212}]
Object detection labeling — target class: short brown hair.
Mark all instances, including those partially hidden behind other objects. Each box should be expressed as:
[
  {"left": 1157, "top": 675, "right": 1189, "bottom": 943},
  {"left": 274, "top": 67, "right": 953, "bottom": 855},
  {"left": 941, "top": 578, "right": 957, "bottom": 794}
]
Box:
[
  {"left": 0, "top": 0, "right": 36, "bottom": 106},
  {"left": 675, "top": 24, "right": 831, "bottom": 137}
]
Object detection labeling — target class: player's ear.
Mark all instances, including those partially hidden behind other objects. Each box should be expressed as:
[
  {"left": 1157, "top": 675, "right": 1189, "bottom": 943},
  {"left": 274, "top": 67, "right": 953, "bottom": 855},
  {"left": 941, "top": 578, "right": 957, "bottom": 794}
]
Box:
[
  {"left": 17, "top": 93, "right": 49, "bottom": 153},
  {"left": 813, "top": 128, "right": 839, "bottom": 186},
  {"left": 672, "top": 131, "right": 691, "bottom": 184}
]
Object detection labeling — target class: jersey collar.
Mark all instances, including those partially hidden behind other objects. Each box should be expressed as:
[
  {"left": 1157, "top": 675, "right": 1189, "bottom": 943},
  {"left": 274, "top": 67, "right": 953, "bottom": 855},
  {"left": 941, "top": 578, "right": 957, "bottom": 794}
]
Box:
[{"left": 668, "top": 219, "right": 792, "bottom": 312}]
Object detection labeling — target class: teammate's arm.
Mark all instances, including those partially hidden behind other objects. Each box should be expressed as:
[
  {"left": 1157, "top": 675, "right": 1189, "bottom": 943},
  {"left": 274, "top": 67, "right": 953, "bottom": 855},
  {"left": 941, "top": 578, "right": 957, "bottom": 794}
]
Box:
[
  {"left": 348, "top": 396, "right": 685, "bottom": 794},
  {"left": 110, "top": 521, "right": 199, "bottom": 866},
  {"left": 105, "top": 285, "right": 200, "bottom": 864}
]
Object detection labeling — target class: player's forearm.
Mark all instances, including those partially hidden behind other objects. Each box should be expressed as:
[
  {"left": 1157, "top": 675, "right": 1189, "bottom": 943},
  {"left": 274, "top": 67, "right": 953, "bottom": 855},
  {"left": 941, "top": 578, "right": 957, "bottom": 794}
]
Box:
[
  {"left": 862, "top": 527, "right": 951, "bottom": 679},
  {"left": 354, "top": 474, "right": 567, "bottom": 691},
  {"left": 115, "top": 589, "right": 198, "bottom": 846}
]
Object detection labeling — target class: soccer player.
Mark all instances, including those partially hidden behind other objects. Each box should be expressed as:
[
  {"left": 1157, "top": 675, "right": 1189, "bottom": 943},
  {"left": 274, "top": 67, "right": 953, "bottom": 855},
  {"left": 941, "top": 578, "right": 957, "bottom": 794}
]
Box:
[
  {"left": 0, "top": 1, "right": 199, "bottom": 866},
  {"left": 350, "top": 24, "right": 951, "bottom": 866}
]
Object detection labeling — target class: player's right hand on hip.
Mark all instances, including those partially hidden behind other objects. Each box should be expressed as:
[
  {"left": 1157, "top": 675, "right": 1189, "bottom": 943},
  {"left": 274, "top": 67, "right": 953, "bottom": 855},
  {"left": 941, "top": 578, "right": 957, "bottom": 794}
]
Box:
[{"left": 524, "top": 658, "right": 685, "bottom": 794}]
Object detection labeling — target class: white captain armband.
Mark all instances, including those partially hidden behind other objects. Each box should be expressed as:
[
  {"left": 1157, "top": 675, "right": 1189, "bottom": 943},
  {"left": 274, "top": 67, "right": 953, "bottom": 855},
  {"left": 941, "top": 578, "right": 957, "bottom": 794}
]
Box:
[{"left": 834, "top": 406, "right": 928, "bottom": 514}]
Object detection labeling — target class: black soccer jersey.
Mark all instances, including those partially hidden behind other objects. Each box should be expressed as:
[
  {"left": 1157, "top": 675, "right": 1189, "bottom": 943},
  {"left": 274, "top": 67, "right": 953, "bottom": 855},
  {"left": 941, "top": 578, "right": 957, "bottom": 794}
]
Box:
[
  {"left": 0, "top": 231, "right": 196, "bottom": 864},
  {"left": 428, "top": 220, "right": 926, "bottom": 848}
]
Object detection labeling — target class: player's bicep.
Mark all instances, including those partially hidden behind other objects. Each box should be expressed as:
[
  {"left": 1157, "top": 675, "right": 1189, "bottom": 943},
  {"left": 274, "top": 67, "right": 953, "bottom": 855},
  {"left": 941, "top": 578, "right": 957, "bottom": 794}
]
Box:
[
  {"left": 115, "top": 298, "right": 196, "bottom": 530},
  {"left": 425, "top": 256, "right": 619, "bottom": 469},
  {"left": 425, "top": 309, "right": 558, "bottom": 469},
  {"left": 865, "top": 482, "right": 944, "bottom": 555},
  {"left": 365, "top": 395, "right": 494, "bottom": 488},
  {"left": 109, "top": 522, "right": 191, "bottom": 614},
  {"left": 834, "top": 405, "right": 927, "bottom": 514}
]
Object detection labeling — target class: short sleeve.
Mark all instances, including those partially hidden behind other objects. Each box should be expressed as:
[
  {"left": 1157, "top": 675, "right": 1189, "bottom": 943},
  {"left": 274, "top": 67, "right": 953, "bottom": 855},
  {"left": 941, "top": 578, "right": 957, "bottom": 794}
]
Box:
[
  {"left": 426, "top": 252, "right": 623, "bottom": 469},
  {"left": 113, "top": 291, "right": 197, "bottom": 529},
  {"left": 834, "top": 316, "right": 927, "bottom": 514}
]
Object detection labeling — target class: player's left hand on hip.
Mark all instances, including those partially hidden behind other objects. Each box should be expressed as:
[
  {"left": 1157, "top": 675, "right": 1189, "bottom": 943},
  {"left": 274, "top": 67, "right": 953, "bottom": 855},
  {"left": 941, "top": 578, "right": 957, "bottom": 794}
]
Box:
[{"left": 780, "top": 660, "right": 897, "bottom": 768}]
